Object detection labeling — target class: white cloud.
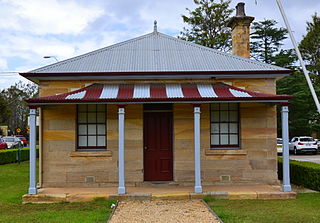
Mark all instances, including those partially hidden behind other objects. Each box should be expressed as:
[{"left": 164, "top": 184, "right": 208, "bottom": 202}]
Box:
[
  {"left": 0, "top": 58, "right": 8, "bottom": 70},
  {"left": 0, "top": 73, "right": 34, "bottom": 91},
  {"left": 138, "top": 0, "right": 194, "bottom": 33},
  {"left": 1, "top": 0, "right": 104, "bottom": 35},
  {"left": 0, "top": 0, "right": 319, "bottom": 91}
]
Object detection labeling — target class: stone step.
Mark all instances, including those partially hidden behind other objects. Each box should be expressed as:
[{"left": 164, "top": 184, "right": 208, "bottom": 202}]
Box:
[{"left": 22, "top": 191, "right": 296, "bottom": 203}]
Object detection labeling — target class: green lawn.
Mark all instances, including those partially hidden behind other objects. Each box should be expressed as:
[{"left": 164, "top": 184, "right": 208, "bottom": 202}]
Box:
[
  {"left": 3, "top": 161, "right": 320, "bottom": 223},
  {"left": 0, "top": 161, "right": 115, "bottom": 223},
  {"left": 205, "top": 193, "right": 320, "bottom": 223}
]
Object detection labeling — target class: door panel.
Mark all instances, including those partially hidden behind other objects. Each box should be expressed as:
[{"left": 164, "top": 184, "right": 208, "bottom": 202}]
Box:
[{"left": 143, "top": 111, "right": 173, "bottom": 181}]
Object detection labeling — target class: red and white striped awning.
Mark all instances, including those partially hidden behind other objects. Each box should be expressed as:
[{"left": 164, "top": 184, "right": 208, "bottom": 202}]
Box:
[{"left": 27, "top": 82, "right": 291, "bottom": 105}]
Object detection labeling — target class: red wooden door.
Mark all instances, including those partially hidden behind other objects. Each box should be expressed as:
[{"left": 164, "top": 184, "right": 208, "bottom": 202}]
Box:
[{"left": 143, "top": 111, "right": 173, "bottom": 181}]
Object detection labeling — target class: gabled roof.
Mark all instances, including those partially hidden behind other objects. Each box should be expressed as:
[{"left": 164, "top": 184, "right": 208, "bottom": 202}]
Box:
[
  {"left": 26, "top": 82, "right": 292, "bottom": 106},
  {"left": 27, "top": 30, "right": 290, "bottom": 75}
]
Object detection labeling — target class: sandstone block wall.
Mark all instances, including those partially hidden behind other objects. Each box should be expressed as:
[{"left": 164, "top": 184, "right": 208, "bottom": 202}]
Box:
[
  {"left": 40, "top": 78, "right": 279, "bottom": 187},
  {"left": 174, "top": 103, "right": 278, "bottom": 186},
  {"left": 41, "top": 104, "right": 144, "bottom": 187}
]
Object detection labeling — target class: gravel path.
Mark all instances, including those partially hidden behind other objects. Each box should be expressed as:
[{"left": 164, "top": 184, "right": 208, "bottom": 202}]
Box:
[{"left": 109, "top": 200, "right": 220, "bottom": 223}]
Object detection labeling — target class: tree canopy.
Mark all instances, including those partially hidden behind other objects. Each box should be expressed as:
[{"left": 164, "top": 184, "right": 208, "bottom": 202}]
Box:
[
  {"left": 179, "top": 0, "right": 234, "bottom": 51},
  {"left": 277, "top": 71, "right": 320, "bottom": 137},
  {"left": 0, "top": 81, "right": 38, "bottom": 135},
  {"left": 250, "top": 19, "right": 288, "bottom": 64},
  {"left": 277, "top": 14, "right": 320, "bottom": 137},
  {"left": 299, "top": 13, "right": 320, "bottom": 78}
]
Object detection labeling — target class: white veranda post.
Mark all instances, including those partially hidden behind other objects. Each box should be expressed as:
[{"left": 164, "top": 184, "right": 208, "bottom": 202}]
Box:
[
  {"left": 194, "top": 106, "right": 202, "bottom": 193},
  {"left": 118, "top": 106, "right": 126, "bottom": 194},
  {"left": 29, "top": 108, "right": 37, "bottom": 195},
  {"left": 281, "top": 105, "right": 291, "bottom": 192}
]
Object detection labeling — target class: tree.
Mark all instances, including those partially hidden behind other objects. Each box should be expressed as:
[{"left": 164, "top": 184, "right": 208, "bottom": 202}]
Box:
[
  {"left": 179, "top": 0, "right": 234, "bottom": 51},
  {"left": 272, "top": 49, "right": 297, "bottom": 69},
  {"left": 0, "top": 94, "right": 10, "bottom": 125},
  {"left": 250, "top": 19, "right": 288, "bottom": 64},
  {"left": 276, "top": 14, "right": 320, "bottom": 138},
  {"left": 277, "top": 71, "right": 320, "bottom": 137},
  {"left": 299, "top": 14, "right": 320, "bottom": 78},
  {"left": 1, "top": 81, "right": 38, "bottom": 135}
]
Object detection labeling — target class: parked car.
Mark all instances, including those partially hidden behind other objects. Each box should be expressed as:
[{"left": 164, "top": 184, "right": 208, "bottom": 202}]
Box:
[
  {"left": 15, "top": 135, "right": 28, "bottom": 146},
  {"left": 277, "top": 138, "right": 283, "bottom": 154},
  {"left": 0, "top": 138, "right": 8, "bottom": 150},
  {"left": 15, "top": 138, "right": 24, "bottom": 148},
  {"left": 315, "top": 139, "right": 320, "bottom": 149},
  {"left": 2, "top": 136, "right": 19, "bottom": 149},
  {"left": 289, "top": 136, "right": 318, "bottom": 155}
]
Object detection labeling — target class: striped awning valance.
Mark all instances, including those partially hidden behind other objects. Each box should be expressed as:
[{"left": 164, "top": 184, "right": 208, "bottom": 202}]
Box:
[{"left": 27, "top": 82, "right": 291, "bottom": 105}]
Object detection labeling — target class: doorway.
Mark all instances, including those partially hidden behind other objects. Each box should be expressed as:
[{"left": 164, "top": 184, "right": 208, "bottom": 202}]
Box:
[{"left": 143, "top": 104, "right": 173, "bottom": 181}]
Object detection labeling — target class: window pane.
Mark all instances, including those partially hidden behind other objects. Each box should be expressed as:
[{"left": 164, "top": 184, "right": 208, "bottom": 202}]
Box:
[
  {"left": 88, "top": 136, "right": 96, "bottom": 146},
  {"left": 97, "top": 124, "right": 105, "bottom": 134},
  {"left": 210, "top": 103, "right": 239, "bottom": 147},
  {"left": 88, "top": 105, "right": 96, "bottom": 112},
  {"left": 211, "top": 104, "right": 219, "bottom": 110},
  {"left": 97, "top": 136, "right": 106, "bottom": 146},
  {"left": 211, "top": 124, "right": 219, "bottom": 133},
  {"left": 220, "top": 111, "right": 229, "bottom": 122},
  {"left": 79, "top": 136, "right": 87, "bottom": 146},
  {"left": 220, "top": 135, "right": 228, "bottom": 145},
  {"left": 229, "top": 111, "right": 238, "bottom": 122},
  {"left": 97, "top": 112, "right": 105, "bottom": 123},
  {"left": 220, "top": 103, "right": 228, "bottom": 110},
  {"left": 229, "top": 103, "right": 238, "bottom": 110},
  {"left": 230, "top": 135, "right": 238, "bottom": 145},
  {"left": 88, "top": 113, "right": 96, "bottom": 123},
  {"left": 78, "top": 125, "right": 87, "bottom": 135},
  {"left": 211, "top": 134, "right": 219, "bottom": 145},
  {"left": 78, "top": 113, "right": 87, "bottom": 123},
  {"left": 97, "top": 104, "right": 105, "bottom": 112},
  {"left": 211, "top": 111, "right": 219, "bottom": 122},
  {"left": 78, "top": 104, "right": 87, "bottom": 112},
  {"left": 230, "top": 123, "right": 238, "bottom": 133},
  {"left": 77, "top": 105, "right": 107, "bottom": 150},
  {"left": 220, "top": 123, "right": 228, "bottom": 133},
  {"left": 88, "top": 124, "right": 96, "bottom": 134}
]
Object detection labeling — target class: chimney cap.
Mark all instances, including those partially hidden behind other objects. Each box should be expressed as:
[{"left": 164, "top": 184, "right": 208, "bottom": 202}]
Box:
[
  {"left": 236, "top": 2, "right": 246, "bottom": 17},
  {"left": 227, "top": 2, "right": 254, "bottom": 28}
]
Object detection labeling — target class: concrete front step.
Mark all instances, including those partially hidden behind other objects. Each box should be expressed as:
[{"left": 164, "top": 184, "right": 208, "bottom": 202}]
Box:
[{"left": 22, "top": 191, "right": 296, "bottom": 204}]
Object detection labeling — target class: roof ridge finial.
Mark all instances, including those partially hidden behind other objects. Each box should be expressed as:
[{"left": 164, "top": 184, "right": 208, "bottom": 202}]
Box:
[{"left": 154, "top": 20, "right": 157, "bottom": 32}]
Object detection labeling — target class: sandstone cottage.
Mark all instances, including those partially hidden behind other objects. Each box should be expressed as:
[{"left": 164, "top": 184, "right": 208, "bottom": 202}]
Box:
[{"left": 21, "top": 3, "right": 293, "bottom": 197}]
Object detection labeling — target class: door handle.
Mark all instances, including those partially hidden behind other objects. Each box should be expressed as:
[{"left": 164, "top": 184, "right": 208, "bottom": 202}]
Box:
[{"left": 144, "top": 146, "right": 148, "bottom": 150}]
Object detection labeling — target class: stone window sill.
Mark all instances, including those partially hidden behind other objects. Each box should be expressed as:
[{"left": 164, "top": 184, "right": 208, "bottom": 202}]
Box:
[
  {"left": 70, "top": 150, "right": 112, "bottom": 157},
  {"left": 205, "top": 149, "right": 247, "bottom": 156}
]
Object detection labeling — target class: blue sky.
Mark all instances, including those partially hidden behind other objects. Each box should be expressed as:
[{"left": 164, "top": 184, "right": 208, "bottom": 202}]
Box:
[{"left": 0, "top": 0, "right": 319, "bottom": 90}]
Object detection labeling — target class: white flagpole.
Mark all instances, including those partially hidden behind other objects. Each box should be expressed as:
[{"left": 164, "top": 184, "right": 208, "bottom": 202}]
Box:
[{"left": 276, "top": 0, "right": 320, "bottom": 114}]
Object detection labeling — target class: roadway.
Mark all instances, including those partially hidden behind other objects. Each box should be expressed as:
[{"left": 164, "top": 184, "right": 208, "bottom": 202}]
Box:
[{"left": 289, "top": 154, "right": 320, "bottom": 164}]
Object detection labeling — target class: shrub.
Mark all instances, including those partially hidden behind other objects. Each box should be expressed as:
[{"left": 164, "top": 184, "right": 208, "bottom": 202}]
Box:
[
  {"left": 278, "top": 158, "right": 320, "bottom": 191},
  {"left": 0, "top": 148, "right": 39, "bottom": 165}
]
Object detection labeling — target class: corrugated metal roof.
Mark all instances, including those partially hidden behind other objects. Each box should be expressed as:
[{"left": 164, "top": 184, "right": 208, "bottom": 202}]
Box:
[
  {"left": 29, "top": 31, "right": 289, "bottom": 74},
  {"left": 26, "top": 82, "right": 292, "bottom": 105}
]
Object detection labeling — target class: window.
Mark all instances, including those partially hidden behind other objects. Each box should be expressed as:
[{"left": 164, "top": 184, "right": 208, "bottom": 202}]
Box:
[
  {"left": 77, "top": 104, "right": 106, "bottom": 150},
  {"left": 210, "top": 103, "right": 239, "bottom": 148}
]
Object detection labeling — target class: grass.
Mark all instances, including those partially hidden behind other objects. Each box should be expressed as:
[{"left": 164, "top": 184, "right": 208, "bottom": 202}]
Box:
[
  {"left": 205, "top": 193, "right": 320, "bottom": 223},
  {"left": 0, "top": 161, "right": 115, "bottom": 223},
  {"left": 3, "top": 161, "right": 320, "bottom": 223}
]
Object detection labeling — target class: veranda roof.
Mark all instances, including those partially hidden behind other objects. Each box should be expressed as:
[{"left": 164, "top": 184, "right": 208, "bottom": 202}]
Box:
[{"left": 27, "top": 82, "right": 291, "bottom": 106}]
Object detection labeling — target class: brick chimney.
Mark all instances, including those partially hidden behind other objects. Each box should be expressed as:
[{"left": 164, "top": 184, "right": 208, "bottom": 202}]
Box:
[{"left": 227, "top": 2, "right": 254, "bottom": 58}]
